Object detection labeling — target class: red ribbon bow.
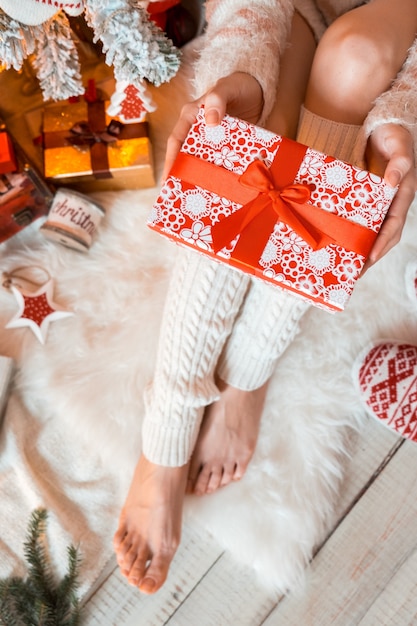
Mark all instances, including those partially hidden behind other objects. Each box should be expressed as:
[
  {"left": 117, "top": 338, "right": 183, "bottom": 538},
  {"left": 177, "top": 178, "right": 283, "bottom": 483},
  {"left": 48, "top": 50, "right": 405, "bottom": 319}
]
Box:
[
  {"left": 211, "top": 159, "right": 338, "bottom": 266},
  {"left": 211, "top": 160, "right": 336, "bottom": 258}
]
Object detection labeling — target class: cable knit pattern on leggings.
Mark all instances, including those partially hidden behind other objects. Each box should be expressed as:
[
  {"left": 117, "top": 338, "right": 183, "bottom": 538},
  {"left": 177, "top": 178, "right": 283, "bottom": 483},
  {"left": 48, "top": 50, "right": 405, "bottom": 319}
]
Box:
[
  {"left": 142, "top": 250, "right": 250, "bottom": 466},
  {"left": 217, "top": 282, "right": 309, "bottom": 391}
]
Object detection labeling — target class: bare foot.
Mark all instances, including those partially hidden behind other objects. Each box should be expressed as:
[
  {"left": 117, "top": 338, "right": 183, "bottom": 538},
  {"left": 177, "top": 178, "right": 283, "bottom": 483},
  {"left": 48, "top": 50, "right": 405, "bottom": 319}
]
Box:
[
  {"left": 187, "top": 379, "right": 268, "bottom": 496},
  {"left": 114, "top": 454, "right": 188, "bottom": 594}
]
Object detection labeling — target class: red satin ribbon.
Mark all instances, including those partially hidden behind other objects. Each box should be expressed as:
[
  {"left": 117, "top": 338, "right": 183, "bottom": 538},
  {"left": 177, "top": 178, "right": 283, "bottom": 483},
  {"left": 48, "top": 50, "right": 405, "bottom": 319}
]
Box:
[
  {"left": 211, "top": 159, "right": 337, "bottom": 260},
  {"left": 169, "top": 137, "right": 377, "bottom": 265}
]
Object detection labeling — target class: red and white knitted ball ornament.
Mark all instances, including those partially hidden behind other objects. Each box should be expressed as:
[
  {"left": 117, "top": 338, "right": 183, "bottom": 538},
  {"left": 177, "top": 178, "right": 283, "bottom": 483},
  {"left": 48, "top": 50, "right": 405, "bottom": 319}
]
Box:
[
  {"left": 0, "top": 0, "right": 84, "bottom": 25},
  {"left": 354, "top": 342, "right": 417, "bottom": 441}
]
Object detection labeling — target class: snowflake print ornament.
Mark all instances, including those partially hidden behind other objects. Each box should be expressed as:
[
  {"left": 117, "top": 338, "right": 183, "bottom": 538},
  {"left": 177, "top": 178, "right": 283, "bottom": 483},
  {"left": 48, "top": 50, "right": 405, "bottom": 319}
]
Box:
[{"left": 4, "top": 273, "right": 73, "bottom": 344}]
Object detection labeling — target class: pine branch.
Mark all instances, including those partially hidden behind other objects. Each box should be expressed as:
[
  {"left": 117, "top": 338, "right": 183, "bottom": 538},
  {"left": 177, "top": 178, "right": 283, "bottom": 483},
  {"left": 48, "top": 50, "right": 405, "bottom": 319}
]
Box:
[
  {"left": 22, "top": 509, "right": 56, "bottom": 611},
  {"left": 0, "top": 509, "right": 82, "bottom": 626},
  {"left": 0, "top": 578, "right": 37, "bottom": 626},
  {"left": 54, "top": 546, "right": 82, "bottom": 624},
  {"left": 0, "top": 579, "right": 22, "bottom": 626}
]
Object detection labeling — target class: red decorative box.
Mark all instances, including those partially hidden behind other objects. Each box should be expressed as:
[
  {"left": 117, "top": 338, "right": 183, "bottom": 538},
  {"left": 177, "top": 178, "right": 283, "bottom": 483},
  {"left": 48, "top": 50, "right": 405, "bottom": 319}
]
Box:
[
  {"left": 0, "top": 130, "right": 53, "bottom": 245},
  {"left": 149, "top": 108, "right": 397, "bottom": 312},
  {"left": 0, "top": 131, "right": 17, "bottom": 174}
]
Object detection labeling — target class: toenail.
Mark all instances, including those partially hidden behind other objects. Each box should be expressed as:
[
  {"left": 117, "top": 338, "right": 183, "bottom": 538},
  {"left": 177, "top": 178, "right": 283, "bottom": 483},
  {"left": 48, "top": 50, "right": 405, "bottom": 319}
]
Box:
[
  {"left": 140, "top": 577, "right": 156, "bottom": 593},
  {"left": 128, "top": 577, "right": 139, "bottom": 586}
]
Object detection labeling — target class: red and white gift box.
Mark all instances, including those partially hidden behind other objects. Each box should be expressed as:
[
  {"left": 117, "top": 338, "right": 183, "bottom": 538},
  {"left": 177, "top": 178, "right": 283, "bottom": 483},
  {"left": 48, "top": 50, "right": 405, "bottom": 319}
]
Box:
[{"left": 149, "top": 108, "right": 397, "bottom": 312}]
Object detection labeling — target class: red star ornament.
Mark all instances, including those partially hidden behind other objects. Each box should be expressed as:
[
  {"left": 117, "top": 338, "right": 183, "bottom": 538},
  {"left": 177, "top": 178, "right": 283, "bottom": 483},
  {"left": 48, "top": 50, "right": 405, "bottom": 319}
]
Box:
[{"left": 5, "top": 280, "right": 73, "bottom": 344}]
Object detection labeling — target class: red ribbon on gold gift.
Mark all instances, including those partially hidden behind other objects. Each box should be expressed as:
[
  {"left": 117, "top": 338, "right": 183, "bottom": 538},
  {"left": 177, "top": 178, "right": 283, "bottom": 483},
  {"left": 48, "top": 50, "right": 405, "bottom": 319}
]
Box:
[{"left": 170, "top": 137, "right": 377, "bottom": 267}]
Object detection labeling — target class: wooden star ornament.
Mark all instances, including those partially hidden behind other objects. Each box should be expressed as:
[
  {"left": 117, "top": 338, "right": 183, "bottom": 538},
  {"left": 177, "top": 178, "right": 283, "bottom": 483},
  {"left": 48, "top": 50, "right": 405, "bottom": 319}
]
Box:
[{"left": 5, "top": 279, "right": 73, "bottom": 344}]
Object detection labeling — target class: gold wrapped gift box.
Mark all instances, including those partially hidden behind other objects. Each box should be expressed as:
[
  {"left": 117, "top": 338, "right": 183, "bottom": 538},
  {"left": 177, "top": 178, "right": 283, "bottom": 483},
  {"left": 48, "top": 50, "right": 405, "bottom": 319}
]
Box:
[{"left": 43, "top": 99, "right": 155, "bottom": 192}]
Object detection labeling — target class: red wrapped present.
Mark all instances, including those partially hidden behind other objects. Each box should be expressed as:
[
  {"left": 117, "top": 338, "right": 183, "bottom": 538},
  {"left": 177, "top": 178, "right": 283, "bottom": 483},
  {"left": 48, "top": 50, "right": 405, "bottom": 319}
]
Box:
[
  {"left": 0, "top": 130, "right": 17, "bottom": 175},
  {"left": 0, "top": 128, "right": 53, "bottom": 245},
  {"left": 148, "top": 108, "right": 397, "bottom": 312},
  {"left": 0, "top": 166, "right": 53, "bottom": 244}
]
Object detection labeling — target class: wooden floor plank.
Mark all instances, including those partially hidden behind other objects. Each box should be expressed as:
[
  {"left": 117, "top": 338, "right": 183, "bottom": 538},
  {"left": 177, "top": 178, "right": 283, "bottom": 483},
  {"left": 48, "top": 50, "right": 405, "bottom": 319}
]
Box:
[
  {"left": 357, "top": 548, "right": 417, "bottom": 626},
  {"left": 82, "top": 523, "right": 224, "bottom": 626},
  {"left": 166, "top": 550, "right": 277, "bottom": 626},
  {"left": 261, "top": 441, "right": 417, "bottom": 626},
  {"left": 332, "top": 418, "right": 401, "bottom": 518}
]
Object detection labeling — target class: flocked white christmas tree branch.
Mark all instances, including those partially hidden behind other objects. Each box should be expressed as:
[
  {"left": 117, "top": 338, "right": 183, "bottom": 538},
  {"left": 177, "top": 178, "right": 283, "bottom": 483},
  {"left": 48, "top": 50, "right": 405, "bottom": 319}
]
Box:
[
  {"left": 0, "top": 12, "right": 37, "bottom": 71},
  {"left": 0, "top": 1, "right": 181, "bottom": 103},
  {"left": 32, "top": 13, "right": 84, "bottom": 101},
  {"left": 84, "top": 0, "right": 181, "bottom": 87}
]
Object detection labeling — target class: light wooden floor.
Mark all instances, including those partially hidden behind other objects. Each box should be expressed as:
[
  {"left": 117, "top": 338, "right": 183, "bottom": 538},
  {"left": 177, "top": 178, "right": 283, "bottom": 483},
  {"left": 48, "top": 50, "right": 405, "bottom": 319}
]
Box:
[{"left": 81, "top": 418, "right": 417, "bottom": 626}]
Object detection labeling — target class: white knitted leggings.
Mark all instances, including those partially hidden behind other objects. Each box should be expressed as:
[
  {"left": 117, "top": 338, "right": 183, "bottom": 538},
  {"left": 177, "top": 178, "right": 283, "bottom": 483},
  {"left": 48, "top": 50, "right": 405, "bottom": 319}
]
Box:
[{"left": 142, "top": 248, "right": 309, "bottom": 466}]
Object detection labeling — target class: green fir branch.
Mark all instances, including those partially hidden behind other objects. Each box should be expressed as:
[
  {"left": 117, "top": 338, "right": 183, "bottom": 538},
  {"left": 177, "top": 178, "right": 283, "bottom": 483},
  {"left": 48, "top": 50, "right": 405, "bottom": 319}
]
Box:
[
  {"left": 54, "top": 546, "right": 82, "bottom": 625},
  {"left": 23, "top": 509, "right": 56, "bottom": 608},
  {"left": 0, "top": 509, "right": 82, "bottom": 626}
]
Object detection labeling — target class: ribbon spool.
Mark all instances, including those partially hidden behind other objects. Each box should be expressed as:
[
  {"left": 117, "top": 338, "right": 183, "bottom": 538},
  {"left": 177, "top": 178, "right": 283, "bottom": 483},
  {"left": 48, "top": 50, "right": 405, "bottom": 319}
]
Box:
[{"left": 40, "top": 188, "right": 105, "bottom": 252}]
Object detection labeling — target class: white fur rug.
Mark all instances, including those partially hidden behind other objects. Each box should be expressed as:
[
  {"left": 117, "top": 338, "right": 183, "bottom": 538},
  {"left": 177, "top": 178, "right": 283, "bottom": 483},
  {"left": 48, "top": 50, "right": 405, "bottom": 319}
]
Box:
[
  {"left": 1, "top": 191, "right": 416, "bottom": 598},
  {"left": 1, "top": 46, "right": 417, "bottom": 597}
]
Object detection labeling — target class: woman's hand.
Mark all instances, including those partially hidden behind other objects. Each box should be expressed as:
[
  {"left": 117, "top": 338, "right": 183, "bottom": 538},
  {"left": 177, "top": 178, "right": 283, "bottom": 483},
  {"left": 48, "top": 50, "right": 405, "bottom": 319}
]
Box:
[
  {"left": 364, "top": 123, "right": 417, "bottom": 270},
  {"left": 162, "top": 72, "right": 263, "bottom": 181}
]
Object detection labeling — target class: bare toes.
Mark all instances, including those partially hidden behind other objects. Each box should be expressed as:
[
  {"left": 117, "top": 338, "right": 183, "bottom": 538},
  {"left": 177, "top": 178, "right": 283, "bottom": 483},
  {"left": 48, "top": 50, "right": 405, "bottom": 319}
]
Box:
[
  {"left": 128, "top": 552, "right": 150, "bottom": 586},
  {"left": 206, "top": 467, "right": 223, "bottom": 493},
  {"left": 233, "top": 462, "right": 247, "bottom": 481},
  {"left": 113, "top": 524, "right": 128, "bottom": 550},
  {"left": 186, "top": 461, "right": 202, "bottom": 494},
  {"left": 139, "top": 551, "right": 174, "bottom": 594},
  {"left": 220, "top": 462, "right": 237, "bottom": 487},
  {"left": 120, "top": 543, "right": 139, "bottom": 574},
  {"left": 193, "top": 465, "right": 212, "bottom": 495},
  {"left": 114, "top": 530, "right": 132, "bottom": 570}
]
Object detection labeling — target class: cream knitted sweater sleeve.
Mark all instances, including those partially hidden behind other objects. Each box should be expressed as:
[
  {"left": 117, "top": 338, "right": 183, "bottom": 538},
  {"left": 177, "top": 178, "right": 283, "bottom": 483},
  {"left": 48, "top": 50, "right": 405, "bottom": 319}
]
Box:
[
  {"left": 364, "top": 37, "right": 417, "bottom": 163},
  {"left": 192, "top": 0, "right": 295, "bottom": 125}
]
